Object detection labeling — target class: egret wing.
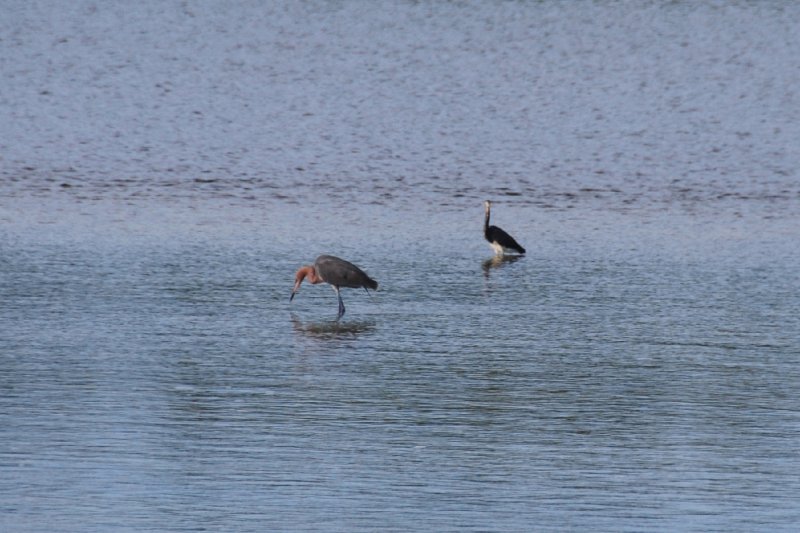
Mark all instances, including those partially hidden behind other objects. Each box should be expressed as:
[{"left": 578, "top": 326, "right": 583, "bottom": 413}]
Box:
[
  {"left": 486, "top": 226, "right": 526, "bottom": 254},
  {"left": 315, "top": 255, "right": 377, "bottom": 289}
]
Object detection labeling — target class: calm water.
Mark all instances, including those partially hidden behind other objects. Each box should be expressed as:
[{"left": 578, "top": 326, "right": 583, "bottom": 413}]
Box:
[{"left": 2, "top": 1, "right": 800, "bottom": 531}]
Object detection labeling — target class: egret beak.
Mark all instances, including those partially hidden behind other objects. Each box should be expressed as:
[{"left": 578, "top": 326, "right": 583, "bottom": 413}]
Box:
[
  {"left": 290, "top": 265, "right": 312, "bottom": 303},
  {"left": 290, "top": 279, "right": 302, "bottom": 302}
]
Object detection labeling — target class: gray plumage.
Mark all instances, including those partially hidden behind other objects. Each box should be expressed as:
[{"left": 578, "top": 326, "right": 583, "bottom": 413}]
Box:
[
  {"left": 314, "top": 255, "right": 378, "bottom": 291},
  {"left": 290, "top": 254, "right": 378, "bottom": 319}
]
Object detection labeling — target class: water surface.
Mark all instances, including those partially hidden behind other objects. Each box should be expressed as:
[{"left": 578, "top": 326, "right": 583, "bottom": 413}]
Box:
[{"left": 2, "top": 1, "right": 800, "bottom": 531}]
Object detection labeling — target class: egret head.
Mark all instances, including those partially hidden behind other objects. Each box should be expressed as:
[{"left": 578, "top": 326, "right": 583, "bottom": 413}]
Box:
[{"left": 290, "top": 265, "right": 320, "bottom": 301}]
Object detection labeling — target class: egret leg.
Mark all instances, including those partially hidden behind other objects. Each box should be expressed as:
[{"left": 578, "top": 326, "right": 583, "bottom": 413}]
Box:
[{"left": 333, "top": 286, "right": 345, "bottom": 319}]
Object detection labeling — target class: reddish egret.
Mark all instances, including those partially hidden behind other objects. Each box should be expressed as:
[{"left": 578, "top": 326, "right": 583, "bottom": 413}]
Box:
[
  {"left": 290, "top": 255, "right": 378, "bottom": 319},
  {"left": 484, "top": 200, "right": 526, "bottom": 256}
]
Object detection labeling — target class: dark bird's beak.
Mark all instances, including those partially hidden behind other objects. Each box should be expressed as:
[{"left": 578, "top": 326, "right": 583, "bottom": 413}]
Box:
[{"left": 289, "top": 291, "right": 296, "bottom": 302}]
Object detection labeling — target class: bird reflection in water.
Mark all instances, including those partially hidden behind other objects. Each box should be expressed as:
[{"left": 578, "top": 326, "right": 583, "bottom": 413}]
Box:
[
  {"left": 482, "top": 254, "right": 524, "bottom": 278},
  {"left": 290, "top": 313, "right": 375, "bottom": 340}
]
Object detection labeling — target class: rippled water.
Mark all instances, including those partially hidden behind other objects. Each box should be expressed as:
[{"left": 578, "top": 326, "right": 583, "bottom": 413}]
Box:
[{"left": 2, "top": 1, "right": 800, "bottom": 531}]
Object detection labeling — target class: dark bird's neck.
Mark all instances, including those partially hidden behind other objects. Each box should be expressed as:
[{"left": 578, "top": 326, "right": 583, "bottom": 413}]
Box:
[{"left": 484, "top": 207, "right": 491, "bottom": 234}]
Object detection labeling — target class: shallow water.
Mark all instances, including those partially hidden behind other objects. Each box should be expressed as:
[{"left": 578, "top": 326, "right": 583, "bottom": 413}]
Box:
[
  {"left": 2, "top": 222, "right": 798, "bottom": 532},
  {"left": 2, "top": 1, "right": 800, "bottom": 532}
]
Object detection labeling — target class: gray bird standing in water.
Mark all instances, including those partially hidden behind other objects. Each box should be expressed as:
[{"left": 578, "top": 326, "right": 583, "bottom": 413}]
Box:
[{"left": 290, "top": 255, "right": 378, "bottom": 319}]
